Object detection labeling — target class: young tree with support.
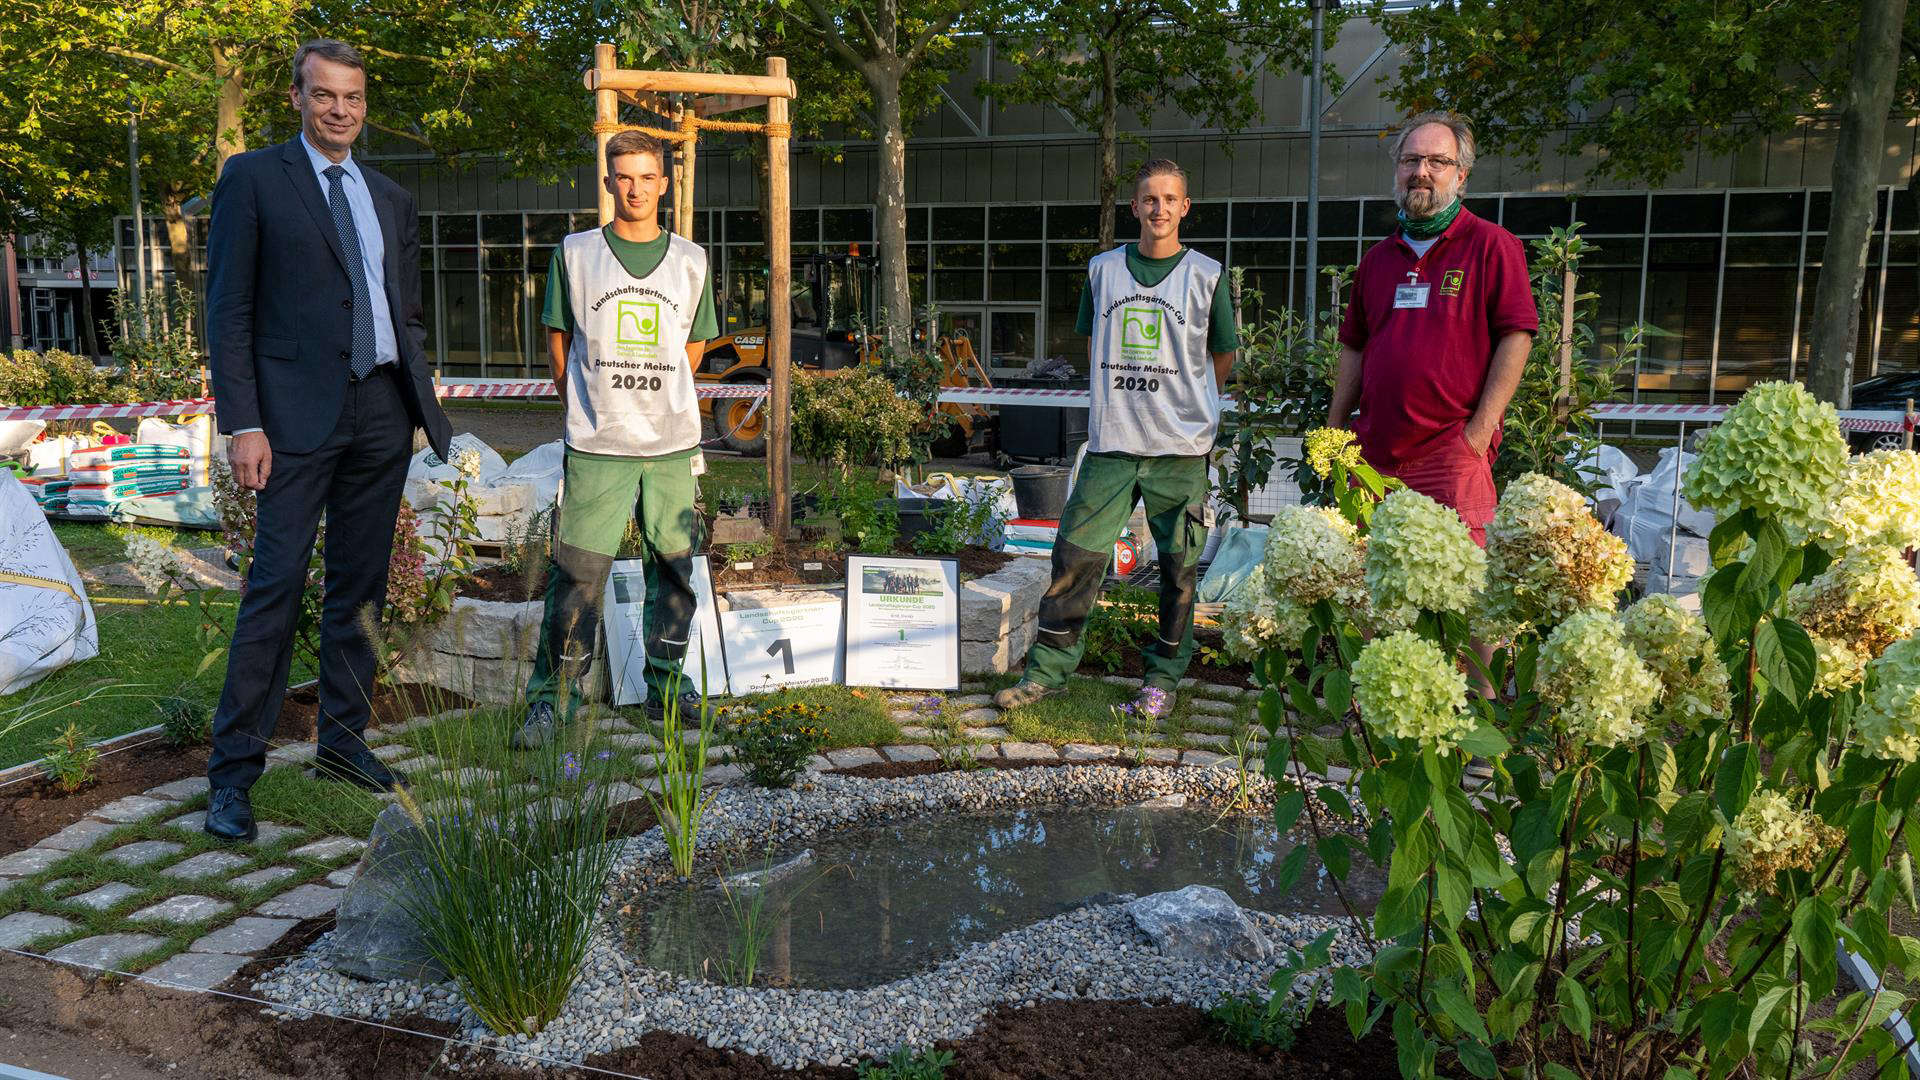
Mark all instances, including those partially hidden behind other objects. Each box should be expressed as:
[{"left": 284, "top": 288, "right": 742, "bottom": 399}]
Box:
[{"left": 583, "top": 44, "right": 801, "bottom": 542}]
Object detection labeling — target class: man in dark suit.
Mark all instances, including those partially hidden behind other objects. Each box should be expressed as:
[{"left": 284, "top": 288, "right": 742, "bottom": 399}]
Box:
[{"left": 202, "top": 39, "right": 452, "bottom": 842}]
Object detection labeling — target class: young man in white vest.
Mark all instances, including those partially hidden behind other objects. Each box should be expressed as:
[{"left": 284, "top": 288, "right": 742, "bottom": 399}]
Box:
[
  {"left": 512, "top": 129, "right": 720, "bottom": 748},
  {"left": 996, "top": 158, "right": 1237, "bottom": 715}
]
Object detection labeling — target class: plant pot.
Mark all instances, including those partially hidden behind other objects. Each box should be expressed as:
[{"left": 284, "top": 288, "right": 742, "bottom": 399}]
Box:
[{"left": 878, "top": 496, "right": 954, "bottom": 548}]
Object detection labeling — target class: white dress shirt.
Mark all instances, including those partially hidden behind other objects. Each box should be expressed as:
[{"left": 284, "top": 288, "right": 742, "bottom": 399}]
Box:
[{"left": 300, "top": 133, "right": 398, "bottom": 368}]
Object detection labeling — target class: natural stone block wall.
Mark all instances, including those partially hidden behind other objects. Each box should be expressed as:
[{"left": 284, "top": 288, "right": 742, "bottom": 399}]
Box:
[{"left": 404, "top": 554, "right": 1053, "bottom": 702}]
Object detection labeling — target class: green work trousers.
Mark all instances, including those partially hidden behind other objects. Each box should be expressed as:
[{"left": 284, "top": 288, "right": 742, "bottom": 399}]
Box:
[
  {"left": 1020, "top": 451, "right": 1211, "bottom": 690},
  {"left": 525, "top": 447, "right": 703, "bottom": 716}
]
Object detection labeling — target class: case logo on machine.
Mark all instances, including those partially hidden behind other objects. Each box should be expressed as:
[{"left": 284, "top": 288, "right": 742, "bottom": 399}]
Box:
[{"left": 616, "top": 300, "right": 660, "bottom": 346}]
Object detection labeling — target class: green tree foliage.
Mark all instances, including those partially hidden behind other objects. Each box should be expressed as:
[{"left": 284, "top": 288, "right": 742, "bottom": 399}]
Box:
[
  {"left": 980, "top": 0, "right": 1334, "bottom": 251},
  {"left": 1377, "top": 0, "right": 1920, "bottom": 405}
]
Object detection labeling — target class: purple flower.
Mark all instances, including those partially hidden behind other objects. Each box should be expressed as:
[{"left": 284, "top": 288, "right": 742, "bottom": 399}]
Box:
[
  {"left": 595, "top": 750, "right": 613, "bottom": 762},
  {"left": 562, "top": 752, "right": 581, "bottom": 781},
  {"left": 1135, "top": 687, "right": 1170, "bottom": 719}
]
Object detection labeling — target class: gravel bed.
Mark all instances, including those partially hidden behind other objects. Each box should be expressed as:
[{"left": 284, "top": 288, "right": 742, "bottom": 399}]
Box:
[{"left": 252, "top": 763, "right": 1374, "bottom": 1071}]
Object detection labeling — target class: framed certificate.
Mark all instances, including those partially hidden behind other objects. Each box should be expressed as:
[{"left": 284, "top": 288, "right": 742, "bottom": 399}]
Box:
[{"left": 843, "top": 555, "right": 961, "bottom": 690}]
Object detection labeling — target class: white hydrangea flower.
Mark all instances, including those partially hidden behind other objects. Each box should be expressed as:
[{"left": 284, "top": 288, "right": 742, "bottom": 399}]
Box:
[
  {"left": 1620, "top": 594, "right": 1731, "bottom": 725},
  {"left": 1481, "top": 472, "right": 1634, "bottom": 636},
  {"left": 1723, "top": 788, "right": 1827, "bottom": 890},
  {"left": 1364, "top": 488, "right": 1487, "bottom": 627},
  {"left": 452, "top": 448, "right": 484, "bottom": 479},
  {"left": 1351, "top": 630, "right": 1475, "bottom": 750},
  {"left": 1786, "top": 546, "right": 1920, "bottom": 694},
  {"left": 1859, "top": 636, "right": 1920, "bottom": 763},
  {"left": 1263, "top": 504, "right": 1365, "bottom": 609},
  {"left": 1681, "top": 381, "right": 1847, "bottom": 535},
  {"left": 1220, "top": 565, "right": 1311, "bottom": 662},
  {"left": 1539, "top": 611, "right": 1661, "bottom": 748},
  {"left": 123, "top": 532, "right": 185, "bottom": 597},
  {"left": 1812, "top": 449, "right": 1920, "bottom": 557}
]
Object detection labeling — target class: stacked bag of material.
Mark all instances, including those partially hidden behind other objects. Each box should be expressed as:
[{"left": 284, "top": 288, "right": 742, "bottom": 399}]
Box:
[
  {"left": 62, "top": 444, "right": 194, "bottom": 517},
  {"left": 18, "top": 475, "right": 71, "bottom": 514}
]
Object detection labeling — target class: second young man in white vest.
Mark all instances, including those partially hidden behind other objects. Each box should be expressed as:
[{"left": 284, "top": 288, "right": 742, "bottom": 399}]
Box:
[
  {"left": 996, "top": 158, "right": 1237, "bottom": 716},
  {"left": 512, "top": 130, "right": 720, "bottom": 748}
]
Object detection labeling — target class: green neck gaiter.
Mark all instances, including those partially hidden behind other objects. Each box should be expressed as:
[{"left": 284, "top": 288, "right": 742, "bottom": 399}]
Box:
[{"left": 1398, "top": 197, "right": 1462, "bottom": 240}]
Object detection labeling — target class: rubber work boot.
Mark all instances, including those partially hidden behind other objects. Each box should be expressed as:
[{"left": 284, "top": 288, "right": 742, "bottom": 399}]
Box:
[
  {"left": 994, "top": 679, "right": 1061, "bottom": 710},
  {"left": 510, "top": 700, "right": 559, "bottom": 751}
]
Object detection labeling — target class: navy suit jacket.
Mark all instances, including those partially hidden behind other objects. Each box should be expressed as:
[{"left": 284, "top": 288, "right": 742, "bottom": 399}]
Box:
[{"left": 205, "top": 137, "right": 451, "bottom": 461}]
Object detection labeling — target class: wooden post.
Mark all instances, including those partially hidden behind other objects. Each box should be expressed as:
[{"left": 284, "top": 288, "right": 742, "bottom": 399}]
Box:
[
  {"left": 766, "top": 56, "right": 793, "bottom": 543},
  {"left": 678, "top": 107, "right": 699, "bottom": 239},
  {"left": 593, "top": 44, "right": 617, "bottom": 226},
  {"left": 1555, "top": 264, "right": 1577, "bottom": 426}
]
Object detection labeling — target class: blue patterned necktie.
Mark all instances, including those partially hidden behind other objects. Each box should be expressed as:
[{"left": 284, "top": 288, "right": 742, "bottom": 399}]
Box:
[{"left": 323, "top": 164, "right": 377, "bottom": 379}]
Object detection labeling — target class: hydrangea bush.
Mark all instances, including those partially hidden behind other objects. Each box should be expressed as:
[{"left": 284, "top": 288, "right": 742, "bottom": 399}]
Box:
[{"left": 1252, "top": 409, "right": 1920, "bottom": 1079}]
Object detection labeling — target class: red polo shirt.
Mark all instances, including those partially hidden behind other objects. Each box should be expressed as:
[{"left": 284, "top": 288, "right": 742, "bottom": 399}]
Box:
[{"left": 1337, "top": 207, "right": 1538, "bottom": 471}]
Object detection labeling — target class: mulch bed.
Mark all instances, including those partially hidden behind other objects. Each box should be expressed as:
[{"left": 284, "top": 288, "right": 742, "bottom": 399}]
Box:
[
  {"left": 828, "top": 757, "right": 1151, "bottom": 781},
  {"left": 459, "top": 563, "right": 548, "bottom": 603},
  {"left": 1096, "top": 627, "right": 1255, "bottom": 688},
  {"left": 0, "top": 683, "right": 471, "bottom": 857},
  {"left": 0, "top": 951, "right": 1409, "bottom": 1079},
  {"left": 0, "top": 742, "right": 209, "bottom": 856}
]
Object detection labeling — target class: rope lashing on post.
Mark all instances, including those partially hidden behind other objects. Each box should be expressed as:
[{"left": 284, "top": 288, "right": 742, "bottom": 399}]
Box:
[{"left": 590, "top": 120, "right": 792, "bottom": 140}]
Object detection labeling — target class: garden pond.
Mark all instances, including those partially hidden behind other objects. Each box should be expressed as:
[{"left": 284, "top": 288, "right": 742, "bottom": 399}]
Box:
[{"left": 621, "top": 802, "right": 1383, "bottom": 989}]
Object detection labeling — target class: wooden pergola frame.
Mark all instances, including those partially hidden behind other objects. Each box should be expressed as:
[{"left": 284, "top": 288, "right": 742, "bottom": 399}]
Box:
[{"left": 584, "top": 43, "right": 799, "bottom": 540}]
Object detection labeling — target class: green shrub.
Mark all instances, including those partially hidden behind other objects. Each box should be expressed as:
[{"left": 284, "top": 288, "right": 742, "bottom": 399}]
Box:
[
  {"left": 724, "top": 695, "right": 831, "bottom": 789},
  {"left": 791, "top": 368, "right": 925, "bottom": 475},
  {"left": 0, "top": 349, "right": 110, "bottom": 406},
  {"left": 43, "top": 721, "right": 100, "bottom": 793},
  {"left": 824, "top": 471, "right": 899, "bottom": 554},
  {"left": 856, "top": 1046, "right": 955, "bottom": 1079},
  {"left": 155, "top": 696, "right": 211, "bottom": 747},
  {"left": 110, "top": 288, "right": 205, "bottom": 402},
  {"left": 1210, "top": 989, "right": 1306, "bottom": 1051},
  {"left": 912, "top": 484, "right": 1008, "bottom": 555},
  {"left": 1082, "top": 583, "right": 1159, "bottom": 673}
]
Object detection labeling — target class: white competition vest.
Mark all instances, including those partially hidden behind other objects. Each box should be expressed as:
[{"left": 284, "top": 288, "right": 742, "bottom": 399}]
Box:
[
  {"left": 561, "top": 228, "right": 708, "bottom": 457},
  {"left": 1084, "top": 245, "right": 1224, "bottom": 457}
]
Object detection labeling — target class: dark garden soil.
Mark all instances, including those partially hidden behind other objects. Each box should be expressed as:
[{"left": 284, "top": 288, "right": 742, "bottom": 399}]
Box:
[
  {"left": 0, "top": 683, "right": 472, "bottom": 857},
  {"left": 0, "top": 951, "right": 1413, "bottom": 1080},
  {"left": 458, "top": 562, "right": 548, "bottom": 603},
  {"left": 0, "top": 741, "right": 209, "bottom": 855},
  {"left": 1095, "top": 627, "right": 1254, "bottom": 688},
  {"left": 829, "top": 757, "right": 1157, "bottom": 781}
]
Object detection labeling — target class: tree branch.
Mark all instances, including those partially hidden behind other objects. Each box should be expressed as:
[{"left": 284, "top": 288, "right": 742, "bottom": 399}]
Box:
[
  {"left": 364, "top": 119, "right": 433, "bottom": 148},
  {"left": 798, "top": 0, "right": 869, "bottom": 71},
  {"left": 100, "top": 45, "right": 210, "bottom": 81},
  {"left": 903, "top": 8, "right": 966, "bottom": 68}
]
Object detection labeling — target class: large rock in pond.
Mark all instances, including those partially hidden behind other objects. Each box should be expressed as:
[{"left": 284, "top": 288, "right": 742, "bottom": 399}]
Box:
[
  {"left": 329, "top": 803, "right": 447, "bottom": 983},
  {"left": 1125, "top": 885, "right": 1271, "bottom": 964}
]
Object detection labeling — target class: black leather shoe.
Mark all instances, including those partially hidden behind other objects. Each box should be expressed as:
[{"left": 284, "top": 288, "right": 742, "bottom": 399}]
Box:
[
  {"left": 312, "top": 748, "right": 404, "bottom": 791},
  {"left": 645, "top": 689, "right": 714, "bottom": 726},
  {"left": 510, "top": 701, "right": 559, "bottom": 750},
  {"left": 204, "top": 786, "right": 256, "bottom": 843}
]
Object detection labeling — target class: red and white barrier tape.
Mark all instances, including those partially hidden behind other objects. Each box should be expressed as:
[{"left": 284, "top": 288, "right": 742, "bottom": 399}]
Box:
[{"left": 3, "top": 383, "right": 1911, "bottom": 434}]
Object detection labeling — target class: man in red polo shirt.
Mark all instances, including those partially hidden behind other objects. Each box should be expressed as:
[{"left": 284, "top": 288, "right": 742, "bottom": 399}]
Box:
[{"left": 1328, "top": 111, "right": 1537, "bottom": 546}]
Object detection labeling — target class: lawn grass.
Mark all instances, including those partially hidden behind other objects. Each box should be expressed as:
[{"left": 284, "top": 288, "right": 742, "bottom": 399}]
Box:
[
  {"left": 250, "top": 765, "right": 389, "bottom": 838},
  {"left": 0, "top": 588, "right": 308, "bottom": 770}
]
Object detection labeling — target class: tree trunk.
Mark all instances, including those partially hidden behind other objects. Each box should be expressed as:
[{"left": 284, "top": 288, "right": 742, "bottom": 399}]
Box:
[
  {"left": 72, "top": 227, "right": 98, "bottom": 358},
  {"left": 870, "top": 62, "right": 912, "bottom": 350},
  {"left": 1805, "top": 0, "right": 1910, "bottom": 406},
  {"left": 1098, "top": 47, "right": 1120, "bottom": 252},
  {"left": 160, "top": 186, "right": 196, "bottom": 301},
  {"left": 212, "top": 42, "right": 247, "bottom": 179}
]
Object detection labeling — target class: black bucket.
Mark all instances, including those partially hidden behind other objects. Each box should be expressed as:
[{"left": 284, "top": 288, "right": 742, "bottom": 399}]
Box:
[
  {"left": 1010, "top": 465, "right": 1070, "bottom": 520},
  {"left": 882, "top": 497, "right": 955, "bottom": 548}
]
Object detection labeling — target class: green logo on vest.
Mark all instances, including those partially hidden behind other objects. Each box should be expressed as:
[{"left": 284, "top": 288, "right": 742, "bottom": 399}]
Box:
[
  {"left": 616, "top": 300, "right": 660, "bottom": 346},
  {"left": 1121, "top": 306, "right": 1163, "bottom": 351}
]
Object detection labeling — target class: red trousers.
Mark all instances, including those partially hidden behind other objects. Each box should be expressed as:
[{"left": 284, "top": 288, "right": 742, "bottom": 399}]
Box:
[{"left": 1387, "top": 432, "right": 1497, "bottom": 548}]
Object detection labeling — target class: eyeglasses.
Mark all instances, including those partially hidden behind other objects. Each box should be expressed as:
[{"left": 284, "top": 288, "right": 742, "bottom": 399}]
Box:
[{"left": 1396, "top": 154, "right": 1461, "bottom": 172}]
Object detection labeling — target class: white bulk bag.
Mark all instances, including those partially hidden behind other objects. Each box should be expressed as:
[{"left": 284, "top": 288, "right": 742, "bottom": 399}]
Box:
[{"left": 0, "top": 472, "right": 99, "bottom": 694}]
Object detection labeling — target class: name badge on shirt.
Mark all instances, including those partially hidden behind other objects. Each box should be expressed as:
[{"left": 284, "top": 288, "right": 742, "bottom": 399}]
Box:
[{"left": 1394, "top": 283, "right": 1431, "bottom": 309}]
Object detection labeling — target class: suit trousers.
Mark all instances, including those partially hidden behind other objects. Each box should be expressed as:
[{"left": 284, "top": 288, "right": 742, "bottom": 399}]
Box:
[{"left": 207, "top": 365, "right": 412, "bottom": 790}]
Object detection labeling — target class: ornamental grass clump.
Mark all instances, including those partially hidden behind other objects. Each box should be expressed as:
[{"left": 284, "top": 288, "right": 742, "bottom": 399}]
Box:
[
  {"left": 388, "top": 713, "right": 621, "bottom": 1037},
  {"left": 1477, "top": 472, "right": 1632, "bottom": 639},
  {"left": 1362, "top": 488, "right": 1485, "bottom": 629},
  {"left": 1233, "top": 380, "right": 1920, "bottom": 1078}
]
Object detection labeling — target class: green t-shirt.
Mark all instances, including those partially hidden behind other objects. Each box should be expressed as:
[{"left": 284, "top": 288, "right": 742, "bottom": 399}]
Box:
[
  {"left": 542, "top": 227, "right": 720, "bottom": 341},
  {"left": 1075, "top": 244, "right": 1239, "bottom": 353}
]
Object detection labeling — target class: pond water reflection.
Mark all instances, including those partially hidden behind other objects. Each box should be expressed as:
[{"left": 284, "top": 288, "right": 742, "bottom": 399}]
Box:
[{"left": 622, "top": 804, "right": 1380, "bottom": 989}]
